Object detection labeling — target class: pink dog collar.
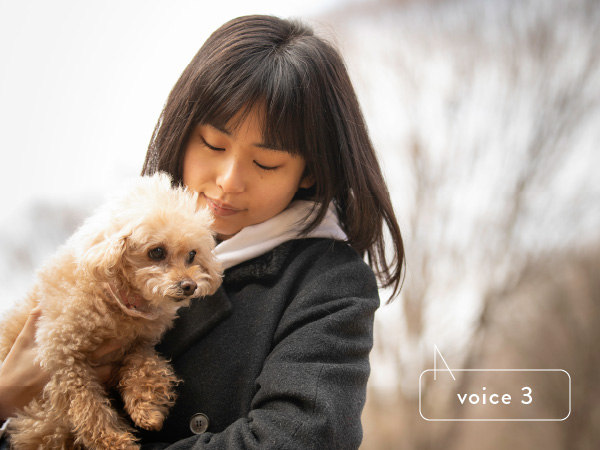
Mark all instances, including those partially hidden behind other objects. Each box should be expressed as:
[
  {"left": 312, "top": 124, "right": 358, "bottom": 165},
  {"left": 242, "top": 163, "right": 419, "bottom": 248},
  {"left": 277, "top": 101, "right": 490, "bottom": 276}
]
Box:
[{"left": 104, "top": 283, "right": 160, "bottom": 320}]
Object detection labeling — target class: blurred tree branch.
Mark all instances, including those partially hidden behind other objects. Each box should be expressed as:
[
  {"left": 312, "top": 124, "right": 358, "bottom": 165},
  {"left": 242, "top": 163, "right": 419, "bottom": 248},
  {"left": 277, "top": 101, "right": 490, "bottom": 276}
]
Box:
[{"left": 332, "top": 0, "right": 600, "bottom": 448}]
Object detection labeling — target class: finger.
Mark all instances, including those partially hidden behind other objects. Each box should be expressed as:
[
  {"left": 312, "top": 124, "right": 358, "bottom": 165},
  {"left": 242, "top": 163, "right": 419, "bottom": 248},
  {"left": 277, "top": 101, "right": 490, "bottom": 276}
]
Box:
[
  {"left": 95, "top": 364, "right": 117, "bottom": 385},
  {"left": 29, "top": 306, "right": 42, "bottom": 318},
  {"left": 13, "top": 307, "right": 43, "bottom": 348},
  {"left": 91, "top": 339, "right": 124, "bottom": 361}
]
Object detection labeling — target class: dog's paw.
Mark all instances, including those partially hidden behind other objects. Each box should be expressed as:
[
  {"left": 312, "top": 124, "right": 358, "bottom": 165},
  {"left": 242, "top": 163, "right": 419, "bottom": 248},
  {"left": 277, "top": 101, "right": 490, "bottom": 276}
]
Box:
[
  {"left": 129, "top": 408, "right": 166, "bottom": 431},
  {"left": 118, "top": 443, "right": 140, "bottom": 450},
  {"left": 90, "top": 432, "right": 140, "bottom": 450},
  {"left": 111, "top": 442, "right": 140, "bottom": 450}
]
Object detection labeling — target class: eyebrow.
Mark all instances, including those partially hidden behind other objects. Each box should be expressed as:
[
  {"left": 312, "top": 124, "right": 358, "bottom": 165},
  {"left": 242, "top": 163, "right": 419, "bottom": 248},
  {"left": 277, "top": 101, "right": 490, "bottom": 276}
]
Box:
[
  {"left": 207, "top": 123, "right": 287, "bottom": 153},
  {"left": 211, "top": 123, "right": 232, "bottom": 136}
]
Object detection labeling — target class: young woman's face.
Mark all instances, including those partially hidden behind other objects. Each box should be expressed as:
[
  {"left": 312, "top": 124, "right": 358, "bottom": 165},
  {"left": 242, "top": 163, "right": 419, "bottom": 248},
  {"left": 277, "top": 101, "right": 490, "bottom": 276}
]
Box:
[{"left": 183, "top": 108, "right": 313, "bottom": 240}]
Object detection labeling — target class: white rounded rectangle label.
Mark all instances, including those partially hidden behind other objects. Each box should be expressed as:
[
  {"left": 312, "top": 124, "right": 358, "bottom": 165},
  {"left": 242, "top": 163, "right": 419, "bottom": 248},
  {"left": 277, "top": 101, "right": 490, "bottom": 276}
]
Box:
[{"left": 419, "top": 369, "right": 571, "bottom": 421}]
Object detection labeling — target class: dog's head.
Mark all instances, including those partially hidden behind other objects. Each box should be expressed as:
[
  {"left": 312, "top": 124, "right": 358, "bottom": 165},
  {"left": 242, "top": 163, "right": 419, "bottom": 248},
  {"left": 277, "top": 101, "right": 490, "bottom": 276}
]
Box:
[{"left": 75, "top": 173, "right": 222, "bottom": 319}]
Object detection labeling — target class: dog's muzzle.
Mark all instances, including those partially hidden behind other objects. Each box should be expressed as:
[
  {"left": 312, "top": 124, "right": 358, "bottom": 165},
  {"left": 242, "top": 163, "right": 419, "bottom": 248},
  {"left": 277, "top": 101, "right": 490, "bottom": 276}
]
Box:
[{"left": 174, "top": 279, "right": 197, "bottom": 301}]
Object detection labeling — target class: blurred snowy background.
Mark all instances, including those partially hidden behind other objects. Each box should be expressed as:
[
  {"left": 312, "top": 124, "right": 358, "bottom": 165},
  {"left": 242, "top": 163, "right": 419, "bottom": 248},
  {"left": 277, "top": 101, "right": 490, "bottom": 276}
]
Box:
[{"left": 1, "top": 0, "right": 599, "bottom": 449}]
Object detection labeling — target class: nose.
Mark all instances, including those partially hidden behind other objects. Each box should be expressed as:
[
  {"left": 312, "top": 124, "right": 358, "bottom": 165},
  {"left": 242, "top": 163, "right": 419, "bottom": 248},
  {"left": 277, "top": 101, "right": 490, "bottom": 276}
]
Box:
[
  {"left": 179, "top": 279, "right": 198, "bottom": 295},
  {"left": 217, "top": 157, "right": 245, "bottom": 193}
]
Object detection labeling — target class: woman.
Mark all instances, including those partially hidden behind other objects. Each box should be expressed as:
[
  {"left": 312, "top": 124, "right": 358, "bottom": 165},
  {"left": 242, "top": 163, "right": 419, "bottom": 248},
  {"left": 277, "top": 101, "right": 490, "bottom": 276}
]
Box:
[{"left": 0, "top": 15, "right": 404, "bottom": 449}]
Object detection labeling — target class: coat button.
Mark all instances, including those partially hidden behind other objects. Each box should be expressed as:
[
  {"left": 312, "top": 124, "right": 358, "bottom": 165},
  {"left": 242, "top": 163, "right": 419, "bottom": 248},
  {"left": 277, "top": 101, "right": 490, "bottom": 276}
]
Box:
[{"left": 189, "top": 413, "right": 210, "bottom": 434}]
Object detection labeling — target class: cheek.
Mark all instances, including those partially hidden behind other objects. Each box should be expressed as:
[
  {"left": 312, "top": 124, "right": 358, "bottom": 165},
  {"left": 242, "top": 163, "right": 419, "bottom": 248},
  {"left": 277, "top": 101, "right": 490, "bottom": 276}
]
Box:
[
  {"left": 130, "top": 265, "right": 163, "bottom": 288},
  {"left": 183, "top": 153, "right": 207, "bottom": 192},
  {"left": 274, "top": 171, "right": 305, "bottom": 198},
  {"left": 252, "top": 181, "right": 298, "bottom": 214}
]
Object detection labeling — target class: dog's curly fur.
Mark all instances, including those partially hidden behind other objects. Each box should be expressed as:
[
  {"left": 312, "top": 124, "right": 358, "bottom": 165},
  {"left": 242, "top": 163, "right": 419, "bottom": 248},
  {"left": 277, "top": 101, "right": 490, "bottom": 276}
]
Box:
[{"left": 0, "top": 173, "right": 222, "bottom": 450}]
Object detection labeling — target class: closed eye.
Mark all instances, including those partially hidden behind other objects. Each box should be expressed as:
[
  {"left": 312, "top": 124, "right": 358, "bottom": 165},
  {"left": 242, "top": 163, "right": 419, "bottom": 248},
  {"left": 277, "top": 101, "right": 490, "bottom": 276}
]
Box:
[
  {"left": 200, "top": 137, "right": 225, "bottom": 151},
  {"left": 254, "top": 161, "right": 279, "bottom": 171}
]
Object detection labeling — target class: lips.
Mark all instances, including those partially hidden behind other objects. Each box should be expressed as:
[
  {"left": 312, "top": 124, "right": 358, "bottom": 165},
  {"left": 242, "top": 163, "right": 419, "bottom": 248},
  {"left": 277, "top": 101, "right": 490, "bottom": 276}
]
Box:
[{"left": 204, "top": 195, "right": 243, "bottom": 217}]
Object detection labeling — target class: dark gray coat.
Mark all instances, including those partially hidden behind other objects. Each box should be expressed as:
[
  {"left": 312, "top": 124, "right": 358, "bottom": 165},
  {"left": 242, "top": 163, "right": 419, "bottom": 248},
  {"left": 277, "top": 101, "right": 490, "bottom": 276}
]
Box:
[{"left": 138, "top": 238, "right": 379, "bottom": 449}]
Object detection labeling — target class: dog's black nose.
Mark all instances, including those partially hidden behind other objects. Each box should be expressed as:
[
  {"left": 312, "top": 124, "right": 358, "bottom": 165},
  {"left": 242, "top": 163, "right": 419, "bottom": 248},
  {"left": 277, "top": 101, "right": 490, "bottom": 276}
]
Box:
[{"left": 179, "top": 279, "right": 197, "bottom": 295}]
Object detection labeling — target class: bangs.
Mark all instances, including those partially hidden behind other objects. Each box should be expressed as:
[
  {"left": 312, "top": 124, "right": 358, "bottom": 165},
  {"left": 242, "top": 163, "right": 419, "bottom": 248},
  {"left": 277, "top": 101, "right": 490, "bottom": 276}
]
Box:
[{"left": 194, "top": 44, "right": 309, "bottom": 158}]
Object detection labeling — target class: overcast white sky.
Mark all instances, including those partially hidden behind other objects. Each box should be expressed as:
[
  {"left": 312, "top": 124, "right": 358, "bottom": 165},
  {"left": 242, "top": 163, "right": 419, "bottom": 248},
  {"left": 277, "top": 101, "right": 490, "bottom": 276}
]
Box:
[{"left": 0, "top": 0, "right": 359, "bottom": 220}]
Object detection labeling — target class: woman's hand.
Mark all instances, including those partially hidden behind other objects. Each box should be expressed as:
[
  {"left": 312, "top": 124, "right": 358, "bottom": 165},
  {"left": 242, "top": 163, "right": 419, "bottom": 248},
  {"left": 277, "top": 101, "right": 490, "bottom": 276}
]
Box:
[
  {"left": 0, "top": 308, "right": 122, "bottom": 420},
  {"left": 0, "top": 308, "right": 48, "bottom": 420}
]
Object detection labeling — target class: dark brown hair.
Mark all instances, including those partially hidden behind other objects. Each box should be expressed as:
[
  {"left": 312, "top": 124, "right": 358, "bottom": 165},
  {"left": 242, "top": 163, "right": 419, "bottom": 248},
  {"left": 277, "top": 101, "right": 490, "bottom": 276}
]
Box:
[{"left": 142, "top": 15, "right": 404, "bottom": 301}]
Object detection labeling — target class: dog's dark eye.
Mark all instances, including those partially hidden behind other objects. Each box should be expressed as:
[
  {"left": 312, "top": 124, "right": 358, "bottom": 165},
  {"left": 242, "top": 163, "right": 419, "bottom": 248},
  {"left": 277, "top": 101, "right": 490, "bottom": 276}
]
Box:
[
  {"left": 186, "top": 250, "right": 196, "bottom": 264},
  {"left": 148, "top": 247, "right": 167, "bottom": 261}
]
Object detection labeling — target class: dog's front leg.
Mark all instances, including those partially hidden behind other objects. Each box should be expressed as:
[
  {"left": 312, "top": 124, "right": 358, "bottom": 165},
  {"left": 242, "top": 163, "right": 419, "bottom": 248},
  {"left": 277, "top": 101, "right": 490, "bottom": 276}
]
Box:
[
  {"left": 118, "top": 346, "right": 180, "bottom": 431},
  {"left": 8, "top": 395, "right": 76, "bottom": 450},
  {"left": 44, "top": 364, "right": 139, "bottom": 450}
]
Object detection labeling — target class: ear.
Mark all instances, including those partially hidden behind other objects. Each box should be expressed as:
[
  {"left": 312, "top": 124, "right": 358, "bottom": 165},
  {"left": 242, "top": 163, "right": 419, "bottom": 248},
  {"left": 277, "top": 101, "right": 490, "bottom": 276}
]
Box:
[
  {"left": 204, "top": 255, "right": 224, "bottom": 296},
  {"left": 80, "top": 233, "right": 128, "bottom": 282},
  {"left": 195, "top": 236, "right": 223, "bottom": 297},
  {"left": 299, "top": 173, "right": 315, "bottom": 189}
]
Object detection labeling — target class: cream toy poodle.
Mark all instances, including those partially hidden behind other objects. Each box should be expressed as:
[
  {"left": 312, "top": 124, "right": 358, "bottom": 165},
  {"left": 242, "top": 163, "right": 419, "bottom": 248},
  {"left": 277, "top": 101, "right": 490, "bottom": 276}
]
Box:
[{"left": 0, "top": 173, "right": 222, "bottom": 450}]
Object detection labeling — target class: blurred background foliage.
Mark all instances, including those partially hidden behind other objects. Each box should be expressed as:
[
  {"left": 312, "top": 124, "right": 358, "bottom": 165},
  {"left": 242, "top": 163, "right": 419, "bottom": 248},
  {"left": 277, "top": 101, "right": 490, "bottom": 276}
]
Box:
[
  {"left": 327, "top": 1, "right": 599, "bottom": 448},
  {"left": 1, "top": 0, "right": 599, "bottom": 449}
]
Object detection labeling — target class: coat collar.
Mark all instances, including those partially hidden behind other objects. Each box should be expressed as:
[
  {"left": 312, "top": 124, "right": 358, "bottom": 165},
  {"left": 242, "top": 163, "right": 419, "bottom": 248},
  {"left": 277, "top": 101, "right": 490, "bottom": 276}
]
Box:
[
  {"left": 156, "top": 287, "right": 232, "bottom": 359},
  {"left": 156, "top": 240, "right": 297, "bottom": 359},
  {"left": 223, "top": 239, "right": 294, "bottom": 286}
]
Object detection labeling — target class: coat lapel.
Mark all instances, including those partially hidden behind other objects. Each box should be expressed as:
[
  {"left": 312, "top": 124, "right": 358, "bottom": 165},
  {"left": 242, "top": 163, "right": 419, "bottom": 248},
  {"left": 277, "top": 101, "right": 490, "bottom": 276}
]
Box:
[{"left": 156, "top": 287, "right": 232, "bottom": 359}]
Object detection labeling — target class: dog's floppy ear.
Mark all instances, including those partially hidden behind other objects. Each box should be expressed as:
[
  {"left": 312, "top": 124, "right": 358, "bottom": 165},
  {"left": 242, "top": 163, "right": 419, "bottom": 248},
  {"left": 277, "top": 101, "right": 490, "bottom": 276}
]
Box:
[
  {"left": 202, "top": 252, "right": 223, "bottom": 296},
  {"left": 80, "top": 232, "right": 129, "bottom": 282}
]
